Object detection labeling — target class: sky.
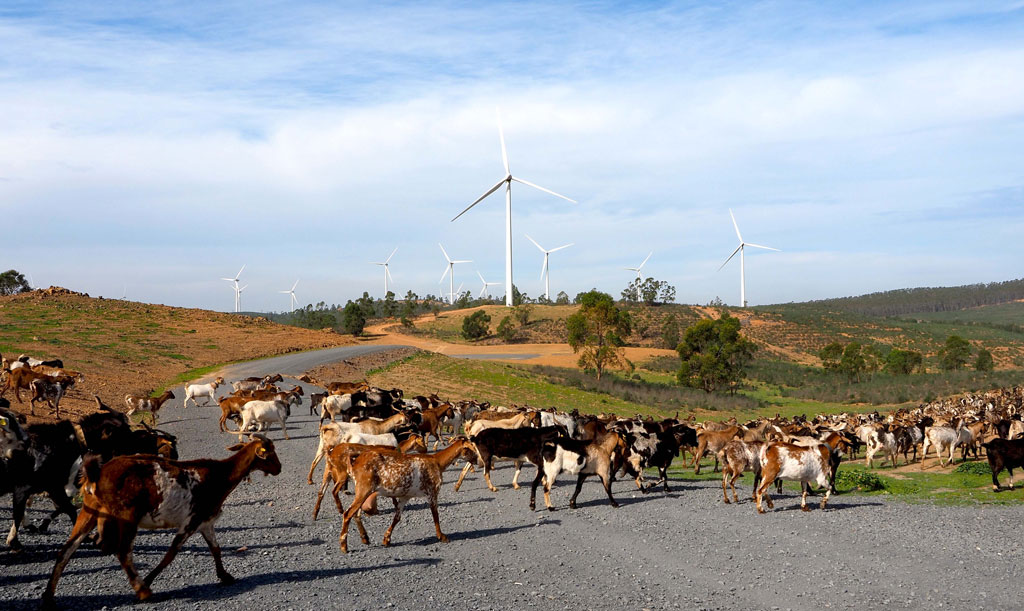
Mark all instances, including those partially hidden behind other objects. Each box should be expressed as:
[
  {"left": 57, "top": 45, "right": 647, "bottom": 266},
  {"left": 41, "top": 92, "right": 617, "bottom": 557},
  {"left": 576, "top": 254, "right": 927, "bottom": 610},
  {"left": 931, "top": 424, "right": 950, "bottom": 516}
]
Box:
[{"left": 1, "top": 1, "right": 1023, "bottom": 312}]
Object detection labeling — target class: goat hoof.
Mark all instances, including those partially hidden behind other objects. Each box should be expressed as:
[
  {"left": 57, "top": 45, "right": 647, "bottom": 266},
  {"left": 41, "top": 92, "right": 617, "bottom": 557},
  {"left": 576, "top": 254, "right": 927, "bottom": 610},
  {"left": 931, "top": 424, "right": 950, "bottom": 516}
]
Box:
[
  {"left": 136, "top": 587, "right": 153, "bottom": 601},
  {"left": 801, "top": 505, "right": 811, "bottom": 512},
  {"left": 757, "top": 507, "right": 766, "bottom": 514},
  {"left": 723, "top": 498, "right": 731, "bottom": 504},
  {"left": 529, "top": 504, "right": 536, "bottom": 511},
  {"left": 218, "top": 573, "right": 236, "bottom": 585},
  {"left": 438, "top": 534, "right": 449, "bottom": 543},
  {"left": 568, "top": 502, "right": 577, "bottom": 510},
  {"left": 611, "top": 503, "right": 620, "bottom": 509}
]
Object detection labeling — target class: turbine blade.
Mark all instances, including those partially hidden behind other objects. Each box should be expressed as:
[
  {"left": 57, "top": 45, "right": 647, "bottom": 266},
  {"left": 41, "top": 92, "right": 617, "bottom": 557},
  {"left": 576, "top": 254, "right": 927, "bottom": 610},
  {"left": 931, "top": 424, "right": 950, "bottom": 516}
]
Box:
[
  {"left": 236, "top": 264, "right": 246, "bottom": 279},
  {"left": 745, "top": 243, "right": 781, "bottom": 252},
  {"left": 524, "top": 234, "right": 545, "bottom": 252},
  {"left": 718, "top": 245, "right": 742, "bottom": 271},
  {"left": 497, "top": 108, "right": 509, "bottom": 176},
  {"left": 385, "top": 247, "right": 398, "bottom": 263},
  {"left": 451, "top": 177, "right": 507, "bottom": 222},
  {"left": 220, "top": 278, "right": 234, "bottom": 282},
  {"left": 540, "top": 255, "right": 547, "bottom": 280},
  {"left": 292, "top": 279, "right": 299, "bottom": 291},
  {"left": 385, "top": 266, "right": 394, "bottom": 284},
  {"left": 729, "top": 209, "right": 743, "bottom": 242},
  {"left": 440, "top": 265, "right": 451, "bottom": 284},
  {"left": 279, "top": 290, "right": 290, "bottom": 294},
  {"left": 548, "top": 243, "right": 573, "bottom": 253},
  {"left": 639, "top": 252, "right": 652, "bottom": 269},
  {"left": 438, "top": 243, "right": 451, "bottom": 262},
  {"left": 238, "top": 285, "right": 248, "bottom": 293},
  {"left": 477, "top": 270, "right": 486, "bottom": 283},
  {"left": 453, "top": 260, "right": 472, "bottom": 264},
  {"left": 511, "top": 176, "right": 576, "bottom": 203}
]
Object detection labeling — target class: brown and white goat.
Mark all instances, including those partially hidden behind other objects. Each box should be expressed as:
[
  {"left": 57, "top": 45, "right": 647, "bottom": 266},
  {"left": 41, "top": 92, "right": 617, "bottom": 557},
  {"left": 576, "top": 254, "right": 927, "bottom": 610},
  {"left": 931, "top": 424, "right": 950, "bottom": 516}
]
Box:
[
  {"left": 720, "top": 440, "right": 764, "bottom": 504},
  {"left": 124, "top": 390, "right": 176, "bottom": 424},
  {"left": 29, "top": 375, "right": 76, "bottom": 418},
  {"left": 754, "top": 442, "right": 833, "bottom": 513},
  {"left": 339, "top": 437, "right": 478, "bottom": 553},
  {"left": 42, "top": 436, "right": 281, "bottom": 605}
]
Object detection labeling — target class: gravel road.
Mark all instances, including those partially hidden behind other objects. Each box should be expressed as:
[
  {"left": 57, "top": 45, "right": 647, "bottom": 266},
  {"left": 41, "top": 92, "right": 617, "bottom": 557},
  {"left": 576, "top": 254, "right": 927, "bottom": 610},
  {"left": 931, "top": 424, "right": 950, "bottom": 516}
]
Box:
[{"left": 4, "top": 352, "right": 1024, "bottom": 610}]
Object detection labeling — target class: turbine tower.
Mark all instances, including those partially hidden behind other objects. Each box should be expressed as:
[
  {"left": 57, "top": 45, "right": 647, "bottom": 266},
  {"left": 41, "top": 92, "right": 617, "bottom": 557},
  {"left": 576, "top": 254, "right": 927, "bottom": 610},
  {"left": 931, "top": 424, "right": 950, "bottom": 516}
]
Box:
[
  {"left": 718, "top": 208, "right": 780, "bottom": 307},
  {"left": 624, "top": 253, "right": 652, "bottom": 301},
  {"left": 452, "top": 109, "right": 576, "bottom": 307},
  {"left": 525, "top": 234, "right": 573, "bottom": 301},
  {"left": 371, "top": 247, "right": 397, "bottom": 296},
  {"left": 236, "top": 284, "right": 248, "bottom": 312},
  {"left": 476, "top": 271, "right": 502, "bottom": 299},
  {"left": 438, "top": 244, "right": 471, "bottom": 305},
  {"left": 279, "top": 279, "right": 299, "bottom": 312},
  {"left": 221, "top": 265, "right": 245, "bottom": 312}
]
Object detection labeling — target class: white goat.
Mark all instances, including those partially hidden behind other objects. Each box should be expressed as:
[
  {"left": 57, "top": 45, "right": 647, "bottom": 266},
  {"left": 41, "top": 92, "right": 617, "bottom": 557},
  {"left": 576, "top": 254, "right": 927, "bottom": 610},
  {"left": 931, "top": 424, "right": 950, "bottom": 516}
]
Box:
[
  {"left": 864, "top": 428, "right": 899, "bottom": 468},
  {"left": 921, "top": 424, "right": 973, "bottom": 468},
  {"left": 237, "top": 399, "right": 290, "bottom": 440},
  {"left": 540, "top": 411, "right": 577, "bottom": 438},
  {"left": 183, "top": 376, "right": 225, "bottom": 408}
]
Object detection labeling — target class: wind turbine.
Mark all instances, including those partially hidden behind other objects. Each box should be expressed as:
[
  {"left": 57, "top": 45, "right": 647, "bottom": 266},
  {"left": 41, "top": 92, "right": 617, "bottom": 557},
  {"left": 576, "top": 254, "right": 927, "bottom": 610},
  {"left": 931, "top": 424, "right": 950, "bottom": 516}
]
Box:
[
  {"left": 279, "top": 279, "right": 299, "bottom": 312},
  {"left": 718, "top": 208, "right": 780, "bottom": 307},
  {"left": 525, "top": 234, "right": 573, "bottom": 301},
  {"left": 438, "top": 244, "right": 471, "bottom": 305},
  {"left": 236, "top": 284, "right": 248, "bottom": 312},
  {"left": 121, "top": 285, "right": 127, "bottom": 300},
  {"left": 371, "top": 247, "right": 397, "bottom": 296},
  {"left": 451, "top": 109, "right": 576, "bottom": 307},
  {"left": 477, "top": 271, "right": 502, "bottom": 299},
  {"left": 221, "top": 265, "right": 245, "bottom": 313},
  {"left": 624, "top": 253, "right": 652, "bottom": 301}
]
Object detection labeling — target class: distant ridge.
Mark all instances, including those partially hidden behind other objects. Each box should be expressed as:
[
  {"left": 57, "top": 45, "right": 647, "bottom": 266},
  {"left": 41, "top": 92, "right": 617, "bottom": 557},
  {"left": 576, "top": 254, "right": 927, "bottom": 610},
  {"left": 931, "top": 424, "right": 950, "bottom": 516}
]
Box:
[{"left": 762, "top": 278, "right": 1024, "bottom": 317}]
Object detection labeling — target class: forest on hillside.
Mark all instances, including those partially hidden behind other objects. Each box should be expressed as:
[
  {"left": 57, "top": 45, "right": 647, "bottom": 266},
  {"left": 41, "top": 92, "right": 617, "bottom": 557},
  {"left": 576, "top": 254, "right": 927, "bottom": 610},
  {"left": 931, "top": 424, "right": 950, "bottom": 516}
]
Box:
[{"left": 762, "top": 278, "right": 1024, "bottom": 317}]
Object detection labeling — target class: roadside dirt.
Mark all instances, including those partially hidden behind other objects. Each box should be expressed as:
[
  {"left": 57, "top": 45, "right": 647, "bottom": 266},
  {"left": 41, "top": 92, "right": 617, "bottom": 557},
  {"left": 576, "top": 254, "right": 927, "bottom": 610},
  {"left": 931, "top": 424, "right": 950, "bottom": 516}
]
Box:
[
  {"left": 302, "top": 347, "right": 420, "bottom": 383},
  {"left": 0, "top": 288, "right": 353, "bottom": 423}
]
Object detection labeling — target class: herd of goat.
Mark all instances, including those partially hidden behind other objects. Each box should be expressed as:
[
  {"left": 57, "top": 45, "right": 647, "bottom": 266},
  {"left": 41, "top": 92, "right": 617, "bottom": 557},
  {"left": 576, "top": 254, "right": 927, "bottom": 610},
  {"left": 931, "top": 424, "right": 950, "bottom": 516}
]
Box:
[{"left": 2, "top": 352, "right": 1024, "bottom": 608}]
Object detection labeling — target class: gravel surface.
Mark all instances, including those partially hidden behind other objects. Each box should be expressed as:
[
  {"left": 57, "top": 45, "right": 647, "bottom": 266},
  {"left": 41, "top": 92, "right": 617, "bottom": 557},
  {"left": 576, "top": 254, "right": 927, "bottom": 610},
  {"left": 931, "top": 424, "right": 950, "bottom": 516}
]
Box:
[{"left": 3, "top": 352, "right": 1024, "bottom": 610}]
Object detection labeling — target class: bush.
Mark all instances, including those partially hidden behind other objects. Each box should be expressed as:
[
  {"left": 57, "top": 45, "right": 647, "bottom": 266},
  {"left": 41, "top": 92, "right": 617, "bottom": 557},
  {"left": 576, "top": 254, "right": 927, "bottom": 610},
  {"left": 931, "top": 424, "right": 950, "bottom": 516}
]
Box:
[
  {"left": 496, "top": 315, "right": 518, "bottom": 342},
  {"left": 975, "top": 348, "right": 994, "bottom": 372},
  {"left": 513, "top": 304, "right": 532, "bottom": 326},
  {"left": 835, "top": 469, "right": 884, "bottom": 492},
  {"left": 342, "top": 302, "right": 365, "bottom": 336},
  {"left": 953, "top": 461, "right": 992, "bottom": 475},
  {"left": 461, "top": 310, "right": 491, "bottom": 340}
]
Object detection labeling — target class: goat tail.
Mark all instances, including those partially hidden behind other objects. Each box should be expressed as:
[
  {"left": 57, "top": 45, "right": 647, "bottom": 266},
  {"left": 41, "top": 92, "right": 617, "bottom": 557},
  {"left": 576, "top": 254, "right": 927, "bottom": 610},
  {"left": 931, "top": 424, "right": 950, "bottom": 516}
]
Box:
[{"left": 81, "top": 453, "right": 103, "bottom": 493}]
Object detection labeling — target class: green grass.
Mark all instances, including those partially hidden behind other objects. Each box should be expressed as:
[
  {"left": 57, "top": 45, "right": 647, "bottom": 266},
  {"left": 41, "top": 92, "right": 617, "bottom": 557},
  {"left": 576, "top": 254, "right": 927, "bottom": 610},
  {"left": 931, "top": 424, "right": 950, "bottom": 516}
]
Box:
[{"left": 660, "top": 458, "right": 1022, "bottom": 505}]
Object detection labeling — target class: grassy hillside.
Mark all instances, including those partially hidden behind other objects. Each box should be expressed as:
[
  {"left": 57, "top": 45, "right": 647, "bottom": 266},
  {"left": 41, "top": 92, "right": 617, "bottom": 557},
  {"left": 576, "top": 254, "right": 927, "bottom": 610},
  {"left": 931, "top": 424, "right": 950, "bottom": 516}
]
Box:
[{"left": 0, "top": 288, "right": 352, "bottom": 420}]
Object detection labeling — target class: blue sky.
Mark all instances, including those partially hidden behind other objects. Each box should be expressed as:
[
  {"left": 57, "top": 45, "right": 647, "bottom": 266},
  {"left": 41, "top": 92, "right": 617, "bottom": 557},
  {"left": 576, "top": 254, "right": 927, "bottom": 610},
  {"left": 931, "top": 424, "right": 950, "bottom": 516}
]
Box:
[{"left": 2, "top": 1, "right": 1022, "bottom": 311}]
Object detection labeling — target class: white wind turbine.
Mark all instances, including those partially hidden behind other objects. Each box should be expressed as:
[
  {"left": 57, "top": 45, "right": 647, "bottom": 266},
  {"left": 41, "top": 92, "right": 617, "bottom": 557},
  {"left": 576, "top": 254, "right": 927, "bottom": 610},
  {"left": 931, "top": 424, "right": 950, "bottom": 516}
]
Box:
[
  {"left": 624, "top": 252, "right": 652, "bottom": 301},
  {"left": 438, "top": 244, "right": 471, "bottom": 305},
  {"left": 236, "top": 284, "right": 248, "bottom": 311},
  {"left": 121, "top": 285, "right": 127, "bottom": 300},
  {"left": 451, "top": 109, "right": 576, "bottom": 307},
  {"left": 279, "top": 279, "right": 299, "bottom": 312},
  {"left": 718, "top": 208, "right": 780, "bottom": 307},
  {"left": 525, "top": 234, "right": 573, "bottom": 301},
  {"left": 221, "top": 265, "right": 245, "bottom": 312},
  {"left": 371, "top": 247, "right": 397, "bottom": 296},
  {"left": 476, "top": 271, "right": 502, "bottom": 299}
]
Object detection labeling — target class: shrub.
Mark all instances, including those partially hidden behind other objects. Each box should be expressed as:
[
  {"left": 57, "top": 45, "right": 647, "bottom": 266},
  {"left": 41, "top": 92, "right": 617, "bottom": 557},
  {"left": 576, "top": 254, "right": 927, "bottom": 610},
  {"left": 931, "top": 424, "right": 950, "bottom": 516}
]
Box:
[
  {"left": 835, "top": 469, "right": 884, "bottom": 492},
  {"left": 461, "top": 310, "right": 491, "bottom": 340},
  {"left": 975, "top": 348, "right": 994, "bottom": 372},
  {"left": 953, "top": 461, "right": 992, "bottom": 475},
  {"left": 342, "top": 301, "right": 365, "bottom": 336},
  {"left": 496, "top": 315, "right": 518, "bottom": 342}
]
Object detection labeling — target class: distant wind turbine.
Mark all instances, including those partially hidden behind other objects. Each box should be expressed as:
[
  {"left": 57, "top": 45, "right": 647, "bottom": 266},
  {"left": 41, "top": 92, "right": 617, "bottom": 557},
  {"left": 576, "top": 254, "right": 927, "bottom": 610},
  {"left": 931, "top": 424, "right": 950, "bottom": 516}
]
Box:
[
  {"left": 476, "top": 271, "right": 502, "bottom": 299},
  {"left": 718, "top": 208, "right": 780, "bottom": 307},
  {"left": 279, "top": 279, "right": 299, "bottom": 312},
  {"left": 237, "top": 284, "right": 248, "bottom": 312},
  {"left": 451, "top": 109, "right": 576, "bottom": 307},
  {"left": 220, "top": 265, "right": 245, "bottom": 312},
  {"left": 121, "top": 285, "right": 127, "bottom": 300},
  {"left": 371, "top": 247, "right": 397, "bottom": 296},
  {"left": 438, "top": 244, "right": 471, "bottom": 305},
  {"left": 624, "top": 252, "right": 652, "bottom": 301},
  {"left": 525, "top": 234, "right": 573, "bottom": 301}
]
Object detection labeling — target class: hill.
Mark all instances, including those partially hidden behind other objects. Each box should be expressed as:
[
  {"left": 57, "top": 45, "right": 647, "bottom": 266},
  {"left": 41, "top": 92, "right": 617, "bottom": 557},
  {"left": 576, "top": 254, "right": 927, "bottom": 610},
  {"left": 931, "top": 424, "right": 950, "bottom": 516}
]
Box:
[{"left": 0, "top": 287, "right": 353, "bottom": 421}]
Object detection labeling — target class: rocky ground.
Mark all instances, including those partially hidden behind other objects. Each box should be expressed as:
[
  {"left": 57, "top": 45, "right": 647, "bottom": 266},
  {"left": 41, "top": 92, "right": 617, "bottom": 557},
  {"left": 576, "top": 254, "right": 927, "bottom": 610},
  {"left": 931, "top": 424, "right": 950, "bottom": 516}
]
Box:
[{"left": 3, "top": 354, "right": 1024, "bottom": 610}]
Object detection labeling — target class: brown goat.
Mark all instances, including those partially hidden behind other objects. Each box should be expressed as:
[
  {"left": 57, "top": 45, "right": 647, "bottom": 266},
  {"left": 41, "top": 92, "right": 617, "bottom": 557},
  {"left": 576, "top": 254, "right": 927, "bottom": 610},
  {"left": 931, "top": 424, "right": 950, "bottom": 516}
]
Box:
[
  {"left": 42, "top": 436, "right": 281, "bottom": 605},
  {"left": 124, "top": 390, "right": 176, "bottom": 424},
  {"left": 693, "top": 425, "right": 743, "bottom": 474}
]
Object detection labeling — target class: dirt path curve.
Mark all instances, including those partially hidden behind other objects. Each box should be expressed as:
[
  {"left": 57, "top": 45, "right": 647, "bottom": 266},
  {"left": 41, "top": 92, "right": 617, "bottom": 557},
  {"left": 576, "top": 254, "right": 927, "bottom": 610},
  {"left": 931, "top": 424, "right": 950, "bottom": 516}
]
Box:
[{"left": 360, "top": 316, "right": 676, "bottom": 369}]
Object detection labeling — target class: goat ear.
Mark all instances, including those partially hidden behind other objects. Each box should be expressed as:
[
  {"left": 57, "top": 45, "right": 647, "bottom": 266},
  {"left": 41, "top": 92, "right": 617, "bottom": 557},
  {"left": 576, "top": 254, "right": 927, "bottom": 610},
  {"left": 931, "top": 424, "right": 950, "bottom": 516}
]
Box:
[{"left": 226, "top": 443, "right": 245, "bottom": 452}]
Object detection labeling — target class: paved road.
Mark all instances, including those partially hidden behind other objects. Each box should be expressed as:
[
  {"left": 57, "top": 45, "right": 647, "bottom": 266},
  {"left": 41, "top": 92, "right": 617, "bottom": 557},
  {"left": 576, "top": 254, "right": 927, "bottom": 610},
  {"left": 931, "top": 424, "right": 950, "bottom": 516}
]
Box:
[
  {"left": 212, "top": 344, "right": 411, "bottom": 380},
  {"left": 3, "top": 355, "right": 1024, "bottom": 610}
]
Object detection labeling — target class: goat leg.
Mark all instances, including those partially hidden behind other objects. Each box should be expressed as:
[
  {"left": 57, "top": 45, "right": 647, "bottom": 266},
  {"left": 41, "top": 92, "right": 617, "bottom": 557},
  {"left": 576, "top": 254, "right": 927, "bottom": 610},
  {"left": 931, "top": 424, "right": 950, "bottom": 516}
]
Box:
[
  {"left": 144, "top": 523, "right": 198, "bottom": 588},
  {"left": 114, "top": 522, "right": 151, "bottom": 600},
  {"left": 429, "top": 498, "right": 448, "bottom": 543},
  {"left": 42, "top": 508, "right": 99, "bottom": 608},
  {"left": 381, "top": 499, "right": 405, "bottom": 547},
  {"left": 197, "top": 522, "right": 234, "bottom": 585}
]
